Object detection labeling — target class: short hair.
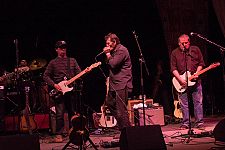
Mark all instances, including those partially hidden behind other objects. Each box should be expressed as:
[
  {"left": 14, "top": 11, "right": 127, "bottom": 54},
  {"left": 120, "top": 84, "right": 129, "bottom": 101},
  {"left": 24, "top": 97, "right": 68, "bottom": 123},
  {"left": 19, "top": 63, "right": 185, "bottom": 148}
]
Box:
[
  {"left": 104, "top": 33, "right": 120, "bottom": 44},
  {"left": 178, "top": 34, "right": 190, "bottom": 43}
]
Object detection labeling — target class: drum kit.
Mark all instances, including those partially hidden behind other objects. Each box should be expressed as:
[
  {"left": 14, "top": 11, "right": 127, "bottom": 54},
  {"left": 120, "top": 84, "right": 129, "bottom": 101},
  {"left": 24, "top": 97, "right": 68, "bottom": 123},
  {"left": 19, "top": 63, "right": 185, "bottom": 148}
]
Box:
[{"left": 2, "top": 58, "right": 51, "bottom": 115}]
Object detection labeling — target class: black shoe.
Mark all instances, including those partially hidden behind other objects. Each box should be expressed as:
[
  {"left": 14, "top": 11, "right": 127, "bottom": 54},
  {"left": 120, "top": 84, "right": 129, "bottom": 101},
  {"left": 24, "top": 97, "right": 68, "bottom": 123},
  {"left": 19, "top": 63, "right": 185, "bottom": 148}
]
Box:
[
  {"left": 196, "top": 124, "right": 205, "bottom": 130},
  {"left": 179, "top": 125, "right": 189, "bottom": 130}
]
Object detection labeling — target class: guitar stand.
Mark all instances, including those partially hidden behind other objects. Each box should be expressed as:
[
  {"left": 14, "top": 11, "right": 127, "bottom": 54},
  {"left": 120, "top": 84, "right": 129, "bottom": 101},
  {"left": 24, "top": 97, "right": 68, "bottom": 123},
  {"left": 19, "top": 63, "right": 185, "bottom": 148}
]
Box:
[
  {"left": 62, "top": 119, "right": 98, "bottom": 150},
  {"left": 62, "top": 135, "right": 98, "bottom": 150},
  {"left": 62, "top": 81, "right": 98, "bottom": 150}
]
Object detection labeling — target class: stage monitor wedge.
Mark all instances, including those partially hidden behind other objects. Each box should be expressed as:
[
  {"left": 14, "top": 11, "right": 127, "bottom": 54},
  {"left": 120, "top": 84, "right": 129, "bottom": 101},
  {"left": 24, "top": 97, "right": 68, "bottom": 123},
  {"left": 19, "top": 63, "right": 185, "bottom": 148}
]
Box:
[
  {"left": 213, "top": 118, "right": 225, "bottom": 142},
  {"left": 120, "top": 125, "right": 167, "bottom": 150}
]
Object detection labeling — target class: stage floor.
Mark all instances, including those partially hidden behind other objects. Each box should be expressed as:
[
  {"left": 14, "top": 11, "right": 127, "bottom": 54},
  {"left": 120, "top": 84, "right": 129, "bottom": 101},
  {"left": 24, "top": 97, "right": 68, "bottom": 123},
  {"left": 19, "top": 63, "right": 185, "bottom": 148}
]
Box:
[{"left": 37, "top": 115, "right": 225, "bottom": 150}]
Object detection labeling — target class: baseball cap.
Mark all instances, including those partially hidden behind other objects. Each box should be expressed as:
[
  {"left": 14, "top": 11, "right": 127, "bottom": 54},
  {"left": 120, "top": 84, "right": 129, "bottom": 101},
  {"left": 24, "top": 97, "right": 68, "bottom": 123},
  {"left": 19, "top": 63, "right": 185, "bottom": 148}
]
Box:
[{"left": 55, "top": 40, "right": 67, "bottom": 49}]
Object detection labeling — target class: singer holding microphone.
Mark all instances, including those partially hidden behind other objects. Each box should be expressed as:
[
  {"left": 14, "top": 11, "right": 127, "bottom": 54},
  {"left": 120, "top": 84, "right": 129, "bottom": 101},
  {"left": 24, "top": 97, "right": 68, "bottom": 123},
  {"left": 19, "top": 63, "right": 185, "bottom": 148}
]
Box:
[
  {"left": 101, "top": 33, "right": 133, "bottom": 131},
  {"left": 170, "top": 34, "right": 205, "bottom": 130}
]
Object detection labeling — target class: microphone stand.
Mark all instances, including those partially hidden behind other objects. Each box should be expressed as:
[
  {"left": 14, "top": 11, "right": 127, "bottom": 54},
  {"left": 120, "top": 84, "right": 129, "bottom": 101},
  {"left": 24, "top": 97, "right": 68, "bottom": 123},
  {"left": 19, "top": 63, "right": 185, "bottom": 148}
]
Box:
[
  {"left": 132, "top": 31, "right": 150, "bottom": 126},
  {"left": 184, "top": 48, "right": 194, "bottom": 143},
  {"left": 14, "top": 39, "right": 21, "bottom": 132},
  {"left": 193, "top": 33, "right": 225, "bottom": 112}
]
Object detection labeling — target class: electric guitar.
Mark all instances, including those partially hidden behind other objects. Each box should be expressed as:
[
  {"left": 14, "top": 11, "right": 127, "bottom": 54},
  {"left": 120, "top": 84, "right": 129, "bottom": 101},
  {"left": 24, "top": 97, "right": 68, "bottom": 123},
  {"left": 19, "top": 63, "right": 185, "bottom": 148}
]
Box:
[
  {"left": 0, "top": 66, "right": 29, "bottom": 82},
  {"left": 20, "top": 86, "right": 37, "bottom": 134},
  {"left": 99, "top": 106, "right": 117, "bottom": 128},
  {"left": 172, "top": 62, "right": 220, "bottom": 93},
  {"left": 49, "top": 62, "right": 101, "bottom": 99},
  {"left": 99, "top": 77, "right": 117, "bottom": 128}
]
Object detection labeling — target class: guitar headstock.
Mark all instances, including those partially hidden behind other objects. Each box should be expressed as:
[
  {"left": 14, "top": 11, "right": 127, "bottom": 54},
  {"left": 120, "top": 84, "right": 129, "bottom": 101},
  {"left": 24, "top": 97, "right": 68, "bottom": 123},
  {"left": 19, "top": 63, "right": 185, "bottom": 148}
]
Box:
[
  {"left": 91, "top": 62, "right": 101, "bottom": 68},
  {"left": 87, "top": 62, "right": 101, "bottom": 71},
  {"left": 209, "top": 62, "right": 220, "bottom": 69}
]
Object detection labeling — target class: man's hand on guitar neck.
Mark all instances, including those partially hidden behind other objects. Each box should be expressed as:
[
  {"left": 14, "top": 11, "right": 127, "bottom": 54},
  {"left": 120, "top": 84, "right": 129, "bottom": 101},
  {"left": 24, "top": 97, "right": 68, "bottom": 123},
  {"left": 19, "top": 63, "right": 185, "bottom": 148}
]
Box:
[{"left": 190, "top": 73, "right": 199, "bottom": 81}]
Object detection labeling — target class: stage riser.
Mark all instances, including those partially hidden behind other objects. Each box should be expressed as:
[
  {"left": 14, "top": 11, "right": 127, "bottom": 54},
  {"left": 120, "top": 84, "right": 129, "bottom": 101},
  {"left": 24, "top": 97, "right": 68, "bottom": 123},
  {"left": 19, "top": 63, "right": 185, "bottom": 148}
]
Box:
[{"left": 3, "top": 113, "right": 69, "bottom": 133}]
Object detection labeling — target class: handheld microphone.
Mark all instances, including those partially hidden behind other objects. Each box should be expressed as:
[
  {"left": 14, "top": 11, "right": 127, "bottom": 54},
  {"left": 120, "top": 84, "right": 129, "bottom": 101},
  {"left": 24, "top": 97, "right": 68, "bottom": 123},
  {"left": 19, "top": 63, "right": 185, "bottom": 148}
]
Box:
[
  {"left": 14, "top": 39, "right": 18, "bottom": 44},
  {"left": 95, "top": 47, "right": 111, "bottom": 59},
  {"left": 181, "top": 43, "right": 186, "bottom": 52}
]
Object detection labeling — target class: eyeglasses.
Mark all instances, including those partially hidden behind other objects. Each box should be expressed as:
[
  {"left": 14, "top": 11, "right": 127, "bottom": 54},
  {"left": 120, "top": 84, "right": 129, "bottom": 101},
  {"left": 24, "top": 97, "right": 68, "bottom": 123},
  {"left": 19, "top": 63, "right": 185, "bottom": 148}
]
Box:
[
  {"left": 57, "top": 45, "right": 67, "bottom": 49},
  {"left": 180, "top": 42, "right": 189, "bottom": 45}
]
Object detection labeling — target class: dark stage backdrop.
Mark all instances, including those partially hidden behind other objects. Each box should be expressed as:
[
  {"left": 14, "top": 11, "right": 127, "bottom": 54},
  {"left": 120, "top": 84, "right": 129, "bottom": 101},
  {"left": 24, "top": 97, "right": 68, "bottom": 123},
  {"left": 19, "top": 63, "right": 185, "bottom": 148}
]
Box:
[{"left": 0, "top": 0, "right": 224, "bottom": 117}]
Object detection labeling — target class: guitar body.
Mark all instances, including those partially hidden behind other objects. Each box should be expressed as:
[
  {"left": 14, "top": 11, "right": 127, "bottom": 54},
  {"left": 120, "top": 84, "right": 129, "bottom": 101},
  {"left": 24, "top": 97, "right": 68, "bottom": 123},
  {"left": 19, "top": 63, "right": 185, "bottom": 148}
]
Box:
[
  {"left": 20, "top": 114, "right": 37, "bottom": 133},
  {"left": 49, "top": 80, "right": 73, "bottom": 99},
  {"left": 172, "top": 71, "right": 195, "bottom": 93},
  {"left": 174, "top": 100, "right": 183, "bottom": 119},
  {"left": 58, "top": 80, "right": 73, "bottom": 95},
  {"left": 99, "top": 106, "right": 117, "bottom": 128},
  {"left": 172, "top": 62, "right": 220, "bottom": 93}
]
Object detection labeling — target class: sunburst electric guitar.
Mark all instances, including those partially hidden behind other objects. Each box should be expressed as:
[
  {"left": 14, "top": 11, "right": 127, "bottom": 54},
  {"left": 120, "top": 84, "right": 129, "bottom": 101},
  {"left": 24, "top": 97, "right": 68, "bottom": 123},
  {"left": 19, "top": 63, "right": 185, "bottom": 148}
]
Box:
[
  {"left": 49, "top": 62, "right": 101, "bottom": 99},
  {"left": 20, "top": 86, "right": 37, "bottom": 134},
  {"left": 174, "top": 100, "right": 183, "bottom": 119},
  {"left": 172, "top": 62, "right": 220, "bottom": 93},
  {"left": 99, "top": 77, "right": 117, "bottom": 128}
]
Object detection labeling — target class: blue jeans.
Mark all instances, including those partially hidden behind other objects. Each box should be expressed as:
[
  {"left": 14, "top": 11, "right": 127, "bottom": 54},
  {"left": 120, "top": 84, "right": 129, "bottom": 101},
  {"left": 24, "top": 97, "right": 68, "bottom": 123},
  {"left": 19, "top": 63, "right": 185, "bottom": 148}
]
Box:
[{"left": 178, "top": 83, "right": 204, "bottom": 127}]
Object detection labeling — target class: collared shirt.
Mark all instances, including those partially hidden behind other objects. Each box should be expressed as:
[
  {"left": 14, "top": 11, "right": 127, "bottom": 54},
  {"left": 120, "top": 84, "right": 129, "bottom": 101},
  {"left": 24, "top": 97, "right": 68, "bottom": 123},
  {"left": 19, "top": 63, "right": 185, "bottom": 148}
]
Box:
[
  {"left": 170, "top": 45, "right": 205, "bottom": 75},
  {"left": 107, "top": 44, "right": 133, "bottom": 91}
]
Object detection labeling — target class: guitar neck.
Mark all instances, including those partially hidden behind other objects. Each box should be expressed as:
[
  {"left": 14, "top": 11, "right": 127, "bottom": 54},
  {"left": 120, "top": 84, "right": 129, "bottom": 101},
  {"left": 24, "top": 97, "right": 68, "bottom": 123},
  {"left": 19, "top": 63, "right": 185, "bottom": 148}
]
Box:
[
  {"left": 67, "top": 68, "right": 88, "bottom": 85},
  {"left": 0, "top": 72, "right": 14, "bottom": 81},
  {"left": 189, "top": 66, "right": 211, "bottom": 80},
  {"left": 66, "top": 62, "right": 101, "bottom": 86}
]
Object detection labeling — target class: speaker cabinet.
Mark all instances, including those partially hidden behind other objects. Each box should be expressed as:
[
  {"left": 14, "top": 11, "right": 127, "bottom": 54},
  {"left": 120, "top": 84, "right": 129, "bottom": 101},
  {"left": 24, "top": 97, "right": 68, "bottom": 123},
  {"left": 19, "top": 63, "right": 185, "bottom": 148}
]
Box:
[
  {"left": 213, "top": 118, "right": 225, "bottom": 142},
  {"left": 120, "top": 125, "right": 167, "bottom": 150},
  {"left": 0, "top": 134, "right": 40, "bottom": 150}
]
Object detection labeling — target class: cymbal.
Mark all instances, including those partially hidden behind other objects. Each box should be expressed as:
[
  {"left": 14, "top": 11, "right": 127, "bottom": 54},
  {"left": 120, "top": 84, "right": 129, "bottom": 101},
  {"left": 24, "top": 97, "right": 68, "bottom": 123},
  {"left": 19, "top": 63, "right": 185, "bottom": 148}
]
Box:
[{"left": 29, "top": 59, "right": 47, "bottom": 70}]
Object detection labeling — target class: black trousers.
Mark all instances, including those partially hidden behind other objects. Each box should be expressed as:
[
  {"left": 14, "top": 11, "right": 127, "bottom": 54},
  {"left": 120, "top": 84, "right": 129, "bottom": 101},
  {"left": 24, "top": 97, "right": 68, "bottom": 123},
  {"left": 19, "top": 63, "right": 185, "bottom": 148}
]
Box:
[
  {"left": 106, "top": 87, "right": 131, "bottom": 130},
  {"left": 54, "top": 91, "right": 79, "bottom": 135}
]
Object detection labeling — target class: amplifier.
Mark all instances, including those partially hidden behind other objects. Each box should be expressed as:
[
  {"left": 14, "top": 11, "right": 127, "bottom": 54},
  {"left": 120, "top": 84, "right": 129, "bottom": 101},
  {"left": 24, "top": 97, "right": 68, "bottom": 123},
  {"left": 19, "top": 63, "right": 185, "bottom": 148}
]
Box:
[
  {"left": 134, "top": 106, "right": 165, "bottom": 126},
  {"left": 127, "top": 99, "right": 153, "bottom": 126}
]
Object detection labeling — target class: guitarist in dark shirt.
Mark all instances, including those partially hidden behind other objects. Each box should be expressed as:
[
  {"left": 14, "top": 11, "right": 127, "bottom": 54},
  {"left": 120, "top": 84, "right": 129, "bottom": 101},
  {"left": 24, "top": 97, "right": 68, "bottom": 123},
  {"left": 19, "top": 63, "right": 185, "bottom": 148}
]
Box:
[
  {"left": 170, "top": 34, "right": 205, "bottom": 130},
  {"left": 43, "top": 40, "right": 81, "bottom": 142}
]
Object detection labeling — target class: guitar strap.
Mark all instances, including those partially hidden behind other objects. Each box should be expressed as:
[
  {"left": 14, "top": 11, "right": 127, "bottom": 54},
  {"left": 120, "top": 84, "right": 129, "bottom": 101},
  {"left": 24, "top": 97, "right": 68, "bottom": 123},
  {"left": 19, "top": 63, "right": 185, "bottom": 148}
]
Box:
[
  {"left": 67, "top": 57, "right": 75, "bottom": 89},
  {"left": 67, "top": 57, "right": 72, "bottom": 79}
]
